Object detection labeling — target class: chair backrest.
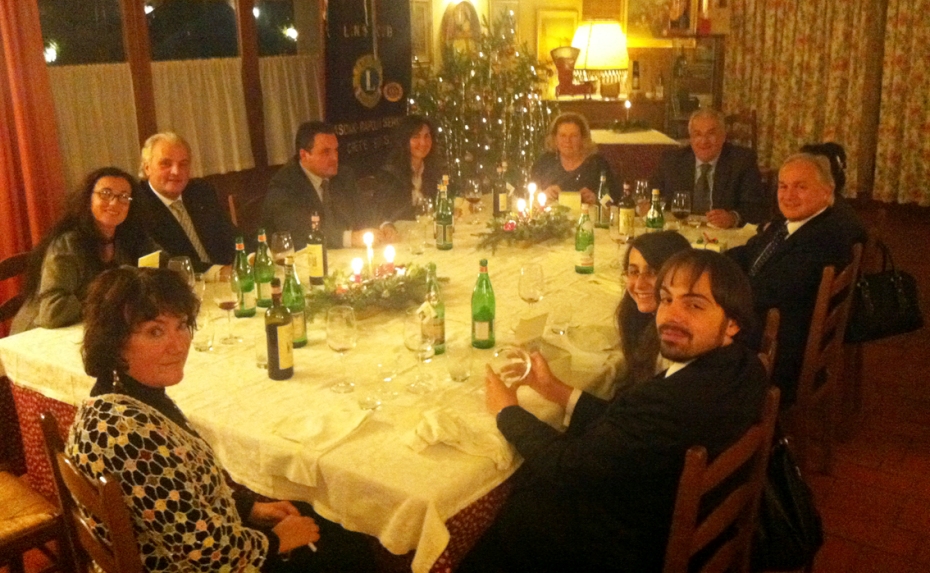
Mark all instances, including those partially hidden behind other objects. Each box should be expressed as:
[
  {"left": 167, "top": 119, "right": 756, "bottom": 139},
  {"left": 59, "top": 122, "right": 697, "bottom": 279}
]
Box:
[
  {"left": 795, "top": 243, "right": 863, "bottom": 410},
  {"left": 724, "top": 110, "right": 758, "bottom": 152},
  {"left": 758, "top": 308, "right": 780, "bottom": 381},
  {"left": 226, "top": 194, "right": 239, "bottom": 228},
  {"left": 663, "top": 387, "right": 781, "bottom": 573},
  {"left": 39, "top": 412, "right": 142, "bottom": 573},
  {"left": 0, "top": 251, "right": 31, "bottom": 325}
]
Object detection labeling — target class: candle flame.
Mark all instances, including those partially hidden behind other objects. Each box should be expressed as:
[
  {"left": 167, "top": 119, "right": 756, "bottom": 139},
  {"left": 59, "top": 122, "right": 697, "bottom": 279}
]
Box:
[
  {"left": 384, "top": 245, "right": 396, "bottom": 263},
  {"left": 538, "top": 193, "right": 547, "bottom": 207},
  {"left": 517, "top": 198, "right": 527, "bottom": 213},
  {"left": 351, "top": 258, "right": 364, "bottom": 275},
  {"left": 527, "top": 182, "right": 537, "bottom": 194},
  {"left": 363, "top": 232, "right": 374, "bottom": 247}
]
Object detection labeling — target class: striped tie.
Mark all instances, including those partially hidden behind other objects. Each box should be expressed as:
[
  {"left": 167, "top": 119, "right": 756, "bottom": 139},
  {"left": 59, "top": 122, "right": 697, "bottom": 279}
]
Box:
[
  {"left": 169, "top": 200, "right": 211, "bottom": 264},
  {"left": 749, "top": 223, "right": 788, "bottom": 277},
  {"left": 694, "top": 163, "right": 712, "bottom": 213}
]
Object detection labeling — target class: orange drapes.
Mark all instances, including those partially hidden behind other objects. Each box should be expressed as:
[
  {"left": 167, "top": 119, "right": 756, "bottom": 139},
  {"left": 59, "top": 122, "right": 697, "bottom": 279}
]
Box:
[{"left": 0, "top": 0, "right": 65, "bottom": 334}]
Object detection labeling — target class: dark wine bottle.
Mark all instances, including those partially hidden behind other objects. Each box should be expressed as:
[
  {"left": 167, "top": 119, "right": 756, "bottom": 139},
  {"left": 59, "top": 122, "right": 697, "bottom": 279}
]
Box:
[
  {"left": 265, "top": 278, "right": 294, "bottom": 380},
  {"left": 306, "top": 212, "right": 327, "bottom": 287}
]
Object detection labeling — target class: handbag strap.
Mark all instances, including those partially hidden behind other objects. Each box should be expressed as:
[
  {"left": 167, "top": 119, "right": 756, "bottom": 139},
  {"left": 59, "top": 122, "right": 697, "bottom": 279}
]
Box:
[{"left": 875, "top": 239, "right": 896, "bottom": 273}]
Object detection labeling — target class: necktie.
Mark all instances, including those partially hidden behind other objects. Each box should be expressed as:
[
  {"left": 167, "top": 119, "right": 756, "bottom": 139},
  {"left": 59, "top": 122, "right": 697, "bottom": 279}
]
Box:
[
  {"left": 169, "top": 200, "right": 211, "bottom": 264},
  {"left": 749, "top": 223, "right": 788, "bottom": 277},
  {"left": 694, "top": 163, "right": 712, "bottom": 214}
]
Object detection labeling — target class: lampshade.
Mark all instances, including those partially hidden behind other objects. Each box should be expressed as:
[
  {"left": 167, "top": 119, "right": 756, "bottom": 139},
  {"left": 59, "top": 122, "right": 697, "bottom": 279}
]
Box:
[{"left": 571, "top": 20, "right": 629, "bottom": 71}]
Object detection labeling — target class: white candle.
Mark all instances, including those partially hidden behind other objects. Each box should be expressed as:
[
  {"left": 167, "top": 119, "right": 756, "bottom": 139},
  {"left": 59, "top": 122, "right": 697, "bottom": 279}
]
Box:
[
  {"left": 363, "top": 232, "right": 374, "bottom": 275},
  {"left": 527, "top": 182, "right": 537, "bottom": 212},
  {"left": 351, "top": 257, "right": 364, "bottom": 282},
  {"left": 537, "top": 193, "right": 547, "bottom": 208},
  {"left": 384, "top": 245, "right": 396, "bottom": 274},
  {"left": 517, "top": 198, "right": 527, "bottom": 214}
]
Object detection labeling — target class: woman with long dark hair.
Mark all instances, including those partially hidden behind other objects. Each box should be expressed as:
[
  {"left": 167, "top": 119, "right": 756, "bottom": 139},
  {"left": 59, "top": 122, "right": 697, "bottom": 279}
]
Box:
[
  {"left": 11, "top": 167, "right": 156, "bottom": 333},
  {"left": 374, "top": 114, "right": 446, "bottom": 223}
]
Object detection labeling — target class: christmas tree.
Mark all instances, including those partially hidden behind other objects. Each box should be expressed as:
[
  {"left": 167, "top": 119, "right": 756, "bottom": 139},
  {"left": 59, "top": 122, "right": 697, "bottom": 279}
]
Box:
[{"left": 409, "top": 12, "right": 558, "bottom": 193}]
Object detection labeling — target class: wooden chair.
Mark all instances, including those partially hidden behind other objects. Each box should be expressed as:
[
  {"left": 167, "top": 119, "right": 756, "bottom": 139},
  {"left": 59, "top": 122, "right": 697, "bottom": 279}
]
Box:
[
  {"left": 0, "top": 464, "right": 73, "bottom": 573},
  {"left": 724, "top": 110, "right": 758, "bottom": 152},
  {"left": 0, "top": 251, "right": 31, "bottom": 328},
  {"left": 758, "top": 308, "right": 780, "bottom": 381},
  {"left": 786, "top": 244, "right": 862, "bottom": 473},
  {"left": 39, "top": 412, "right": 142, "bottom": 573},
  {"left": 663, "top": 387, "right": 781, "bottom": 573}
]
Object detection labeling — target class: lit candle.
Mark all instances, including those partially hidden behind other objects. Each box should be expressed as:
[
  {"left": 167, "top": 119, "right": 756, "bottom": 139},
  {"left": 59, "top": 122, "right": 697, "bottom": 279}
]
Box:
[
  {"left": 363, "top": 232, "right": 374, "bottom": 276},
  {"left": 517, "top": 198, "right": 527, "bottom": 215},
  {"left": 538, "top": 193, "right": 547, "bottom": 208},
  {"left": 625, "top": 99, "right": 632, "bottom": 122},
  {"left": 527, "top": 182, "right": 537, "bottom": 213},
  {"left": 383, "top": 245, "right": 396, "bottom": 274},
  {"left": 351, "top": 257, "right": 364, "bottom": 283}
]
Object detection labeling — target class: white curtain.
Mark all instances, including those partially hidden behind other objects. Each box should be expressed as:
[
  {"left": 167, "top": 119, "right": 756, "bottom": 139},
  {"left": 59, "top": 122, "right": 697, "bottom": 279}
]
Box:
[
  {"left": 151, "top": 58, "right": 254, "bottom": 177},
  {"left": 47, "top": 63, "right": 140, "bottom": 191},
  {"left": 259, "top": 55, "right": 323, "bottom": 166}
]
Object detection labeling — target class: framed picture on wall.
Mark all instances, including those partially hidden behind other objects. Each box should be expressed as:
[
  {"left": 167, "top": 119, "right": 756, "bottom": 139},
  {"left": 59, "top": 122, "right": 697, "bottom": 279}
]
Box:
[
  {"left": 489, "top": 0, "right": 519, "bottom": 29},
  {"left": 536, "top": 9, "right": 578, "bottom": 65},
  {"left": 411, "top": 0, "right": 432, "bottom": 64},
  {"left": 625, "top": 0, "right": 698, "bottom": 46}
]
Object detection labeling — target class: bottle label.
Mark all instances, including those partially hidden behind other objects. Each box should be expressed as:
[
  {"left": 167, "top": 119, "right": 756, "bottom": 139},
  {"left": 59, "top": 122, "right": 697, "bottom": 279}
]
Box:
[
  {"left": 291, "top": 310, "right": 307, "bottom": 341},
  {"left": 438, "top": 224, "right": 453, "bottom": 245},
  {"left": 576, "top": 246, "right": 594, "bottom": 268},
  {"left": 256, "top": 280, "right": 271, "bottom": 302},
  {"left": 498, "top": 193, "right": 508, "bottom": 213},
  {"left": 473, "top": 320, "right": 492, "bottom": 341},
  {"left": 307, "top": 245, "right": 325, "bottom": 279},
  {"left": 240, "top": 288, "right": 257, "bottom": 311},
  {"left": 619, "top": 208, "right": 635, "bottom": 235},
  {"left": 424, "top": 318, "right": 445, "bottom": 347},
  {"left": 276, "top": 324, "right": 294, "bottom": 369}
]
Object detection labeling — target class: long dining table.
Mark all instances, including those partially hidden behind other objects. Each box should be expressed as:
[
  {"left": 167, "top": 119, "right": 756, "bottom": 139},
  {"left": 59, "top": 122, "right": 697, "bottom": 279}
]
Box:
[{"left": 0, "top": 204, "right": 756, "bottom": 572}]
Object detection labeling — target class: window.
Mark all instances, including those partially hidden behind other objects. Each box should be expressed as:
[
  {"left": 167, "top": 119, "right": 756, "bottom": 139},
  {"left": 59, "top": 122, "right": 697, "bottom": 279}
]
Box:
[
  {"left": 146, "top": 0, "right": 239, "bottom": 61},
  {"left": 39, "top": 0, "right": 125, "bottom": 65},
  {"left": 255, "top": 0, "right": 298, "bottom": 56}
]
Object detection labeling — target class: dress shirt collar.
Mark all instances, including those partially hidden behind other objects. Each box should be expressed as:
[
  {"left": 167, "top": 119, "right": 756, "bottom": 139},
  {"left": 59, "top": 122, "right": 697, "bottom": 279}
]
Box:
[
  {"left": 147, "top": 180, "right": 182, "bottom": 208},
  {"left": 786, "top": 206, "right": 828, "bottom": 236},
  {"left": 665, "top": 359, "right": 695, "bottom": 378},
  {"left": 300, "top": 163, "right": 326, "bottom": 201},
  {"left": 695, "top": 155, "right": 719, "bottom": 173}
]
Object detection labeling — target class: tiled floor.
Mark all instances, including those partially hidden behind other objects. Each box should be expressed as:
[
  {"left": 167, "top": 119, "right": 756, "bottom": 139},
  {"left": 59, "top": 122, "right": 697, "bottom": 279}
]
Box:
[{"left": 4, "top": 203, "right": 928, "bottom": 573}]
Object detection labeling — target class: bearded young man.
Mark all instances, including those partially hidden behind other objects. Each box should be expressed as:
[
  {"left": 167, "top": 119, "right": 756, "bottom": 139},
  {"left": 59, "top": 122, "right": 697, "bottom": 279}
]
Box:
[{"left": 459, "top": 250, "right": 768, "bottom": 573}]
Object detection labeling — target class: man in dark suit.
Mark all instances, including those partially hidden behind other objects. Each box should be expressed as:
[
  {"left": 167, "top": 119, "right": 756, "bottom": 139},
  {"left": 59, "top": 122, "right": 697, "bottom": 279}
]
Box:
[
  {"left": 727, "top": 153, "right": 865, "bottom": 406},
  {"left": 651, "top": 108, "right": 767, "bottom": 227},
  {"left": 460, "top": 250, "right": 768, "bottom": 572},
  {"left": 262, "top": 121, "right": 381, "bottom": 250},
  {"left": 133, "top": 132, "right": 238, "bottom": 273}
]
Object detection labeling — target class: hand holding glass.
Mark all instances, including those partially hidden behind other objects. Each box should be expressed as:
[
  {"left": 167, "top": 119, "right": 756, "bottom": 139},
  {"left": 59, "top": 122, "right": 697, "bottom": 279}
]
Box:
[{"left": 489, "top": 346, "right": 532, "bottom": 387}]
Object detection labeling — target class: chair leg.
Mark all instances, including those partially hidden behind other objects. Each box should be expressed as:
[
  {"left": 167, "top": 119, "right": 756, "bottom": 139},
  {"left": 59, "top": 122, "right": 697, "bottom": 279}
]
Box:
[
  {"left": 837, "top": 343, "right": 864, "bottom": 442},
  {"left": 9, "top": 555, "right": 26, "bottom": 573}
]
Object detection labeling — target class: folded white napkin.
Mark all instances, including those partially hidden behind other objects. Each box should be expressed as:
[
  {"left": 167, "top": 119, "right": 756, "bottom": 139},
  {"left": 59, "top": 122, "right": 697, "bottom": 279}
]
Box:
[
  {"left": 406, "top": 409, "right": 515, "bottom": 470},
  {"left": 272, "top": 405, "right": 370, "bottom": 452}
]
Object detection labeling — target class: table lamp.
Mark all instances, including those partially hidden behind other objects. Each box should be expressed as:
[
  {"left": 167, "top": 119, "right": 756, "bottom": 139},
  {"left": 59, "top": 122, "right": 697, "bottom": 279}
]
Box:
[{"left": 571, "top": 20, "right": 630, "bottom": 99}]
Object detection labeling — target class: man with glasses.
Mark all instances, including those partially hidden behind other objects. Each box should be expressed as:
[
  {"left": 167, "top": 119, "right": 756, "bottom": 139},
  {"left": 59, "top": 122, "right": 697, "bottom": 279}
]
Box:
[
  {"left": 650, "top": 108, "right": 767, "bottom": 228},
  {"left": 132, "top": 132, "right": 239, "bottom": 273}
]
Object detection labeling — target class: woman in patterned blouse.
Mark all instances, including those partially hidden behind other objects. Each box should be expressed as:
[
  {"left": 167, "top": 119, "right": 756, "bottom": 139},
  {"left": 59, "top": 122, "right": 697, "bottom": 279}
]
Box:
[{"left": 67, "top": 267, "right": 375, "bottom": 572}]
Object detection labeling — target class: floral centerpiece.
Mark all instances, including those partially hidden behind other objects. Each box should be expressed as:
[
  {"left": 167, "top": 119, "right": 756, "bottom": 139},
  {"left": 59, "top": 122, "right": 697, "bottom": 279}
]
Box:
[
  {"left": 477, "top": 203, "right": 574, "bottom": 252},
  {"left": 305, "top": 264, "right": 430, "bottom": 320}
]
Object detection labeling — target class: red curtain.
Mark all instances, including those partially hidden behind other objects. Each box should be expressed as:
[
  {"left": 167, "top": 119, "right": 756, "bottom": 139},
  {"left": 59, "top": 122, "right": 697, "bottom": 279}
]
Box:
[{"left": 0, "top": 0, "right": 65, "bottom": 335}]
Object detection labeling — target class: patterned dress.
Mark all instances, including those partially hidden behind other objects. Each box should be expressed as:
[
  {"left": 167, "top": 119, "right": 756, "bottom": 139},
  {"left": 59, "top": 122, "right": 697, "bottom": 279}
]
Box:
[{"left": 67, "top": 393, "right": 269, "bottom": 572}]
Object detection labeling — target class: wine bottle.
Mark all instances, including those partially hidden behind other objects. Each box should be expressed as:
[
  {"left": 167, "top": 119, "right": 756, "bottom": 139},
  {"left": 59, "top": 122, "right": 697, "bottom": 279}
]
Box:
[
  {"left": 254, "top": 228, "right": 274, "bottom": 307},
  {"left": 471, "top": 259, "right": 495, "bottom": 349},
  {"left": 655, "top": 74, "right": 665, "bottom": 100},
  {"left": 282, "top": 256, "right": 307, "bottom": 348},
  {"left": 436, "top": 187, "right": 454, "bottom": 250},
  {"left": 618, "top": 182, "right": 636, "bottom": 241},
  {"left": 306, "top": 213, "right": 327, "bottom": 287},
  {"left": 575, "top": 204, "right": 595, "bottom": 274},
  {"left": 595, "top": 171, "right": 611, "bottom": 229},
  {"left": 265, "top": 278, "right": 294, "bottom": 380},
  {"left": 645, "top": 188, "right": 666, "bottom": 232},
  {"left": 233, "top": 236, "right": 257, "bottom": 317},
  {"left": 493, "top": 162, "right": 509, "bottom": 217},
  {"left": 421, "top": 262, "right": 445, "bottom": 355}
]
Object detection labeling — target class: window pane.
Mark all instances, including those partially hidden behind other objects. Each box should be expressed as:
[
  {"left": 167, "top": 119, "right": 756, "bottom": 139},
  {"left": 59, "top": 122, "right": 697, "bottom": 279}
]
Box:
[
  {"left": 255, "top": 0, "right": 298, "bottom": 56},
  {"left": 146, "top": 0, "right": 240, "bottom": 61},
  {"left": 39, "top": 0, "right": 125, "bottom": 65}
]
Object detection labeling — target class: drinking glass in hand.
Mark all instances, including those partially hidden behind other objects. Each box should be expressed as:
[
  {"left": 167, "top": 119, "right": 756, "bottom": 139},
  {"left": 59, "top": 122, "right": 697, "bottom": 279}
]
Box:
[
  {"left": 326, "top": 306, "right": 357, "bottom": 393},
  {"left": 489, "top": 346, "right": 532, "bottom": 387},
  {"left": 214, "top": 273, "right": 241, "bottom": 344},
  {"left": 404, "top": 308, "right": 435, "bottom": 394},
  {"left": 518, "top": 264, "right": 544, "bottom": 315},
  {"left": 168, "top": 256, "right": 195, "bottom": 288},
  {"left": 671, "top": 192, "right": 691, "bottom": 229}
]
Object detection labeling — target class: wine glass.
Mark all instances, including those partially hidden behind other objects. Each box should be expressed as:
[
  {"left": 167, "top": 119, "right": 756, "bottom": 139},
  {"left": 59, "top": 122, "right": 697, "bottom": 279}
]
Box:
[
  {"left": 193, "top": 272, "right": 206, "bottom": 302},
  {"left": 414, "top": 197, "right": 434, "bottom": 248},
  {"left": 463, "top": 180, "right": 483, "bottom": 225},
  {"left": 326, "top": 306, "right": 357, "bottom": 393},
  {"left": 608, "top": 207, "right": 629, "bottom": 269},
  {"left": 518, "top": 264, "right": 544, "bottom": 316},
  {"left": 489, "top": 346, "right": 532, "bottom": 387},
  {"left": 167, "top": 256, "right": 195, "bottom": 288},
  {"left": 270, "top": 232, "right": 294, "bottom": 280},
  {"left": 671, "top": 192, "right": 692, "bottom": 230},
  {"left": 213, "top": 273, "right": 240, "bottom": 345},
  {"left": 404, "top": 308, "right": 434, "bottom": 395},
  {"left": 634, "top": 179, "right": 651, "bottom": 218}
]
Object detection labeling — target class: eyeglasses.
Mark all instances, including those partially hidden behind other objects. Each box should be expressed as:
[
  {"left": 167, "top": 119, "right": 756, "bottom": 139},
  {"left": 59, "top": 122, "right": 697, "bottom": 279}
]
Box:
[
  {"left": 93, "top": 190, "right": 133, "bottom": 205},
  {"left": 622, "top": 267, "right": 657, "bottom": 282}
]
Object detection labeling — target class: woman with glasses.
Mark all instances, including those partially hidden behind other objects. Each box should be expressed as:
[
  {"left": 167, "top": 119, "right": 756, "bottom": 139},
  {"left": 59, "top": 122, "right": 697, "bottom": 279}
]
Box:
[
  {"left": 11, "top": 167, "right": 156, "bottom": 333},
  {"left": 615, "top": 231, "right": 692, "bottom": 388}
]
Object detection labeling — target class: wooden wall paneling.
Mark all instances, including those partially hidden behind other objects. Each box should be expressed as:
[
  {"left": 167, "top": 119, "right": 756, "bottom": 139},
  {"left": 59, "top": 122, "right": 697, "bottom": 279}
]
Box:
[
  {"left": 235, "top": 0, "right": 268, "bottom": 169},
  {"left": 119, "top": 0, "right": 157, "bottom": 146}
]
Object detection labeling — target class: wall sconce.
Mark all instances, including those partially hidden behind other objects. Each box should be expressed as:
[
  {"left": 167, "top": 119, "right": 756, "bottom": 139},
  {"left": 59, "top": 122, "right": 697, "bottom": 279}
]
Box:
[{"left": 571, "top": 20, "right": 630, "bottom": 99}]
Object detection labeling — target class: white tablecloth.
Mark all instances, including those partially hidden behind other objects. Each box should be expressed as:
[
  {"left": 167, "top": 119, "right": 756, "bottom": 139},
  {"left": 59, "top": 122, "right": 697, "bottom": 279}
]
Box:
[
  {"left": 0, "top": 210, "right": 755, "bottom": 572},
  {"left": 591, "top": 128, "right": 681, "bottom": 146}
]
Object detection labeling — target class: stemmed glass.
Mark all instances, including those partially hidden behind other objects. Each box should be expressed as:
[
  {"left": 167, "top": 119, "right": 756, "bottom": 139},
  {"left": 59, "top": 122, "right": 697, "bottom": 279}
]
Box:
[
  {"left": 518, "top": 264, "right": 544, "bottom": 316},
  {"left": 415, "top": 197, "right": 434, "bottom": 246},
  {"left": 671, "top": 192, "right": 692, "bottom": 230},
  {"left": 634, "top": 179, "right": 651, "bottom": 218},
  {"left": 463, "top": 180, "right": 483, "bottom": 225},
  {"left": 404, "top": 308, "right": 434, "bottom": 395},
  {"left": 213, "top": 273, "right": 241, "bottom": 345},
  {"left": 327, "top": 306, "right": 357, "bottom": 393},
  {"left": 167, "top": 256, "right": 195, "bottom": 288},
  {"left": 608, "top": 207, "right": 630, "bottom": 269},
  {"left": 270, "top": 232, "right": 294, "bottom": 280}
]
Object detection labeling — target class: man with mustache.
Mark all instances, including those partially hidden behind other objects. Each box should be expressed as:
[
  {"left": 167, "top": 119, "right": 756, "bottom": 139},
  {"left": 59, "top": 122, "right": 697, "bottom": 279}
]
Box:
[
  {"left": 460, "top": 250, "right": 768, "bottom": 572},
  {"left": 131, "top": 132, "right": 239, "bottom": 273}
]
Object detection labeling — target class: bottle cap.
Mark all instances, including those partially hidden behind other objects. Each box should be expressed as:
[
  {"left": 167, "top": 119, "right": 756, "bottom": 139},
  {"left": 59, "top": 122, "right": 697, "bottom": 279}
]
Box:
[
  {"left": 271, "top": 277, "right": 281, "bottom": 288},
  {"left": 479, "top": 259, "right": 488, "bottom": 266},
  {"left": 285, "top": 255, "right": 295, "bottom": 266}
]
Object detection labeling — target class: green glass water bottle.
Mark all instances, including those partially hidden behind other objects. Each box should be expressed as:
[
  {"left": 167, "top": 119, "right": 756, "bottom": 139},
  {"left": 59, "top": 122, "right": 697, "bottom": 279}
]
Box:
[
  {"left": 254, "top": 228, "right": 274, "bottom": 307},
  {"left": 282, "top": 256, "right": 307, "bottom": 348},
  {"left": 471, "top": 259, "right": 496, "bottom": 349},
  {"left": 233, "top": 236, "right": 256, "bottom": 317},
  {"left": 575, "top": 204, "right": 595, "bottom": 274}
]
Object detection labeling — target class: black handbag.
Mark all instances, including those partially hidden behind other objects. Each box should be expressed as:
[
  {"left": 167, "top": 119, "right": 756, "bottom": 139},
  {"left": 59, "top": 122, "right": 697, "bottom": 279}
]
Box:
[
  {"left": 750, "top": 437, "right": 824, "bottom": 572},
  {"left": 845, "top": 240, "right": 924, "bottom": 343}
]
